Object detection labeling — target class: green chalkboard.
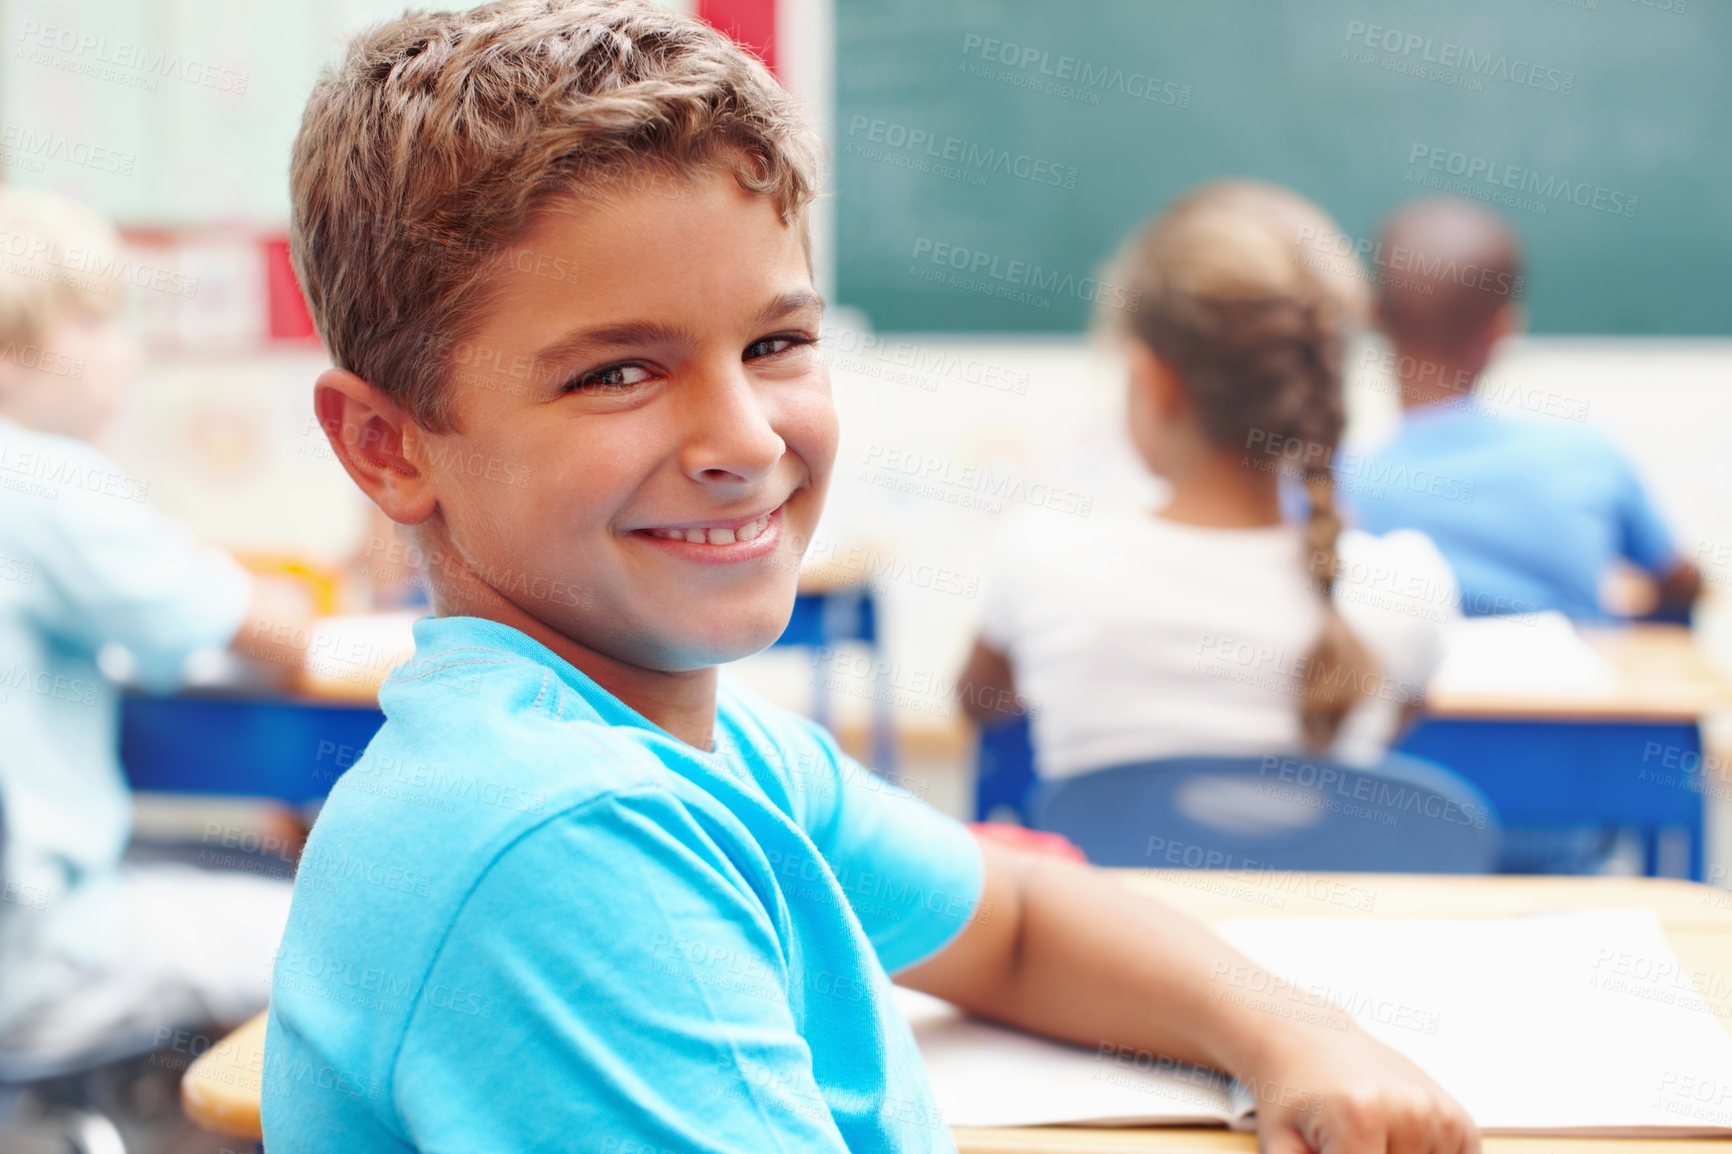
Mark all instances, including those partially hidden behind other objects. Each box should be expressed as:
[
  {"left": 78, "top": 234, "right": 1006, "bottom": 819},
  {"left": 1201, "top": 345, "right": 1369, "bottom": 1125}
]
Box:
[{"left": 835, "top": 0, "right": 1731, "bottom": 334}]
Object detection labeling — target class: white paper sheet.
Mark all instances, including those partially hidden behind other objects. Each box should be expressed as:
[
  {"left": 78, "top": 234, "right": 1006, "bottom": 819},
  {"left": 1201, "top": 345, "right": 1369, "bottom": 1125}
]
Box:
[
  {"left": 1429, "top": 612, "right": 1621, "bottom": 697},
  {"left": 896, "top": 987, "right": 1248, "bottom": 1129},
  {"left": 1217, "top": 909, "right": 1732, "bottom": 1136},
  {"left": 901, "top": 909, "right": 1732, "bottom": 1136}
]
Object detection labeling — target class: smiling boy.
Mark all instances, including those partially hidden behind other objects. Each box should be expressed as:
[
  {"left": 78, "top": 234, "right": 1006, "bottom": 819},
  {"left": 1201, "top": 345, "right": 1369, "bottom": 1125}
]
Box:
[{"left": 264, "top": 3, "right": 1478, "bottom": 1152}]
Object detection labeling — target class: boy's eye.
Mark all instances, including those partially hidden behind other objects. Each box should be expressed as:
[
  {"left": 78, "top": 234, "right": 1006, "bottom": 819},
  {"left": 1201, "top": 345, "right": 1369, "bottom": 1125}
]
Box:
[
  {"left": 565, "top": 363, "right": 655, "bottom": 392},
  {"left": 744, "top": 334, "right": 816, "bottom": 361}
]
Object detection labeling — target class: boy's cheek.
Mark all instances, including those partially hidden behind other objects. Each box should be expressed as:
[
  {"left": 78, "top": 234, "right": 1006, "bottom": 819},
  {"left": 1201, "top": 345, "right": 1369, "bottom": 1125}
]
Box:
[{"left": 783, "top": 381, "right": 841, "bottom": 497}]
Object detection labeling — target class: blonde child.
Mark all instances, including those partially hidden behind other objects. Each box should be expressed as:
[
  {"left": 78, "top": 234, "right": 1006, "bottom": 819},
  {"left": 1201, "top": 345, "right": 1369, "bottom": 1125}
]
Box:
[{"left": 0, "top": 187, "right": 303, "bottom": 1057}]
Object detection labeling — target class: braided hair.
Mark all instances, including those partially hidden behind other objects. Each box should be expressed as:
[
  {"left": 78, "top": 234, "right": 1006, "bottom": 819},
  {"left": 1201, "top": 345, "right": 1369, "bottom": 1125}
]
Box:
[{"left": 1107, "top": 181, "right": 1377, "bottom": 750}]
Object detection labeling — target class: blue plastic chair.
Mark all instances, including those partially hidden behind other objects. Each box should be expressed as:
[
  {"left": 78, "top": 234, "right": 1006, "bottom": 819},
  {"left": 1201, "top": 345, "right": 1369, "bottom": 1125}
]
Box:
[
  {"left": 975, "top": 716, "right": 1038, "bottom": 823},
  {"left": 1027, "top": 751, "right": 1502, "bottom": 873}
]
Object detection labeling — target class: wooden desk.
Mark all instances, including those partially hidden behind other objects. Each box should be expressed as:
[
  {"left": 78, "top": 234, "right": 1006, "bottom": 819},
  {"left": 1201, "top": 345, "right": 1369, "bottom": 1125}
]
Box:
[
  {"left": 184, "top": 874, "right": 1732, "bottom": 1150},
  {"left": 955, "top": 872, "right": 1732, "bottom": 1153},
  {"left": 1426, "top": 625, "right": 1732, "bottom": 722},
  {"left": 1401, "top": 625, "right": 1732, "bottom": 878}
]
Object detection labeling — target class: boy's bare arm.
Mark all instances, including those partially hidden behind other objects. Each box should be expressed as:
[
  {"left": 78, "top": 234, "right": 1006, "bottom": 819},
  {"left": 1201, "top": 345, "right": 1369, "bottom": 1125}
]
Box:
[{"left": 898, "top": 837, "right": 1479, "bottom": 1154}]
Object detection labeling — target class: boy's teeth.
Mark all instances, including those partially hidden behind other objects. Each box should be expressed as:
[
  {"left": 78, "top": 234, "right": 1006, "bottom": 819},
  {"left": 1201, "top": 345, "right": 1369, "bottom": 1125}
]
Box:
[{"left": 651, "top": 514, "right": 772, "bottom": 545}]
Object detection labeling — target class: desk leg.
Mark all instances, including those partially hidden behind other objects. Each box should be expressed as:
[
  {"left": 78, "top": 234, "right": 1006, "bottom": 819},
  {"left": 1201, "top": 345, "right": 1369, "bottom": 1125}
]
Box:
[
  {"left": 808, "top": 650, "right": 831, "bottom": 733},
  {"left": 871, "top": 660, "right": 896, "bottom": 782}
]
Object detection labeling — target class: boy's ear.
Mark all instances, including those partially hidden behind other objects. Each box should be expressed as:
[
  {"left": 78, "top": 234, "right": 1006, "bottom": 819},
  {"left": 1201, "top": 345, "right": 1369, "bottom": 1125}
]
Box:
[
  {"left": 1491, "top": 300, "right": 1527, "bottom": 342},
  {"left": 313, "top": 368, "right": 440, "bottom": 526}
]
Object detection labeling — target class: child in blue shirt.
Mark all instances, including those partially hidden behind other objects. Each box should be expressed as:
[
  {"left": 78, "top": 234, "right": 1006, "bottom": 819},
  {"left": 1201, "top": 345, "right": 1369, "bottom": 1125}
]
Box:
[
  {"left": 265, "top": 3, "right": 1479, "bottom": 1152},
  {"left": 0, "top": 188, "right": 307, "bottom": 1056},
  {"left": 1347, "top": 196, "right": 1699, "bottom": 621}
]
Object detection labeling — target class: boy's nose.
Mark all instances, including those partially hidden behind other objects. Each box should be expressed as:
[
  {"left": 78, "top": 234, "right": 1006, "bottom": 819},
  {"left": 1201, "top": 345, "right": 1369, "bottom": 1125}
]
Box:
[{"left": 679, "top": 367, "right": 786, "bottom": 485}]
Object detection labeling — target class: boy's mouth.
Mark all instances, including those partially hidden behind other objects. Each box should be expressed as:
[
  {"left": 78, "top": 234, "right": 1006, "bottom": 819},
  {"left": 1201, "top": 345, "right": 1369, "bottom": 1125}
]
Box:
[
  {"left": 632, "top": 503, "right": 785, "bottom": 563},
  {"left": 641, "top": 510, "right": 773, "bottom": 545}
]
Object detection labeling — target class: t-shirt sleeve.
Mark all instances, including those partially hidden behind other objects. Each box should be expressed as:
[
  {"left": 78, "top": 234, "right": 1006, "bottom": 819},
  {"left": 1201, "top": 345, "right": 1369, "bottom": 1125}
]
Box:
[
  {"left": 393, "top": 788, "right": 854, "bottom": 1154},
  {"left": 788, "top": 722, "right": 984, "bottom": 975},
  {"left": 1607, "top": 446, "right": 1680, "bottom": 574},
  {"left": 30, "top": 453, "right": 253, "bottom": 686}
]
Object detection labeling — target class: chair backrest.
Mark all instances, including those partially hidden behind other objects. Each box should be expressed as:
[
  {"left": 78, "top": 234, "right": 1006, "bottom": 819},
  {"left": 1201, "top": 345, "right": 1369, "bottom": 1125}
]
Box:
[
  {"left": 974, "top": 716, "right": 1037, "bottom": 823},
  {"left": 1029, "top": 751, "right": 1501, "bottom": 873}
]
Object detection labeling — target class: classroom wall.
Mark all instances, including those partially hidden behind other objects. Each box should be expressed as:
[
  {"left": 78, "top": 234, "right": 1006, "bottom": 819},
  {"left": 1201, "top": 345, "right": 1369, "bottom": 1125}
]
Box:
[
  {"left": 0, "top": 0, "right": 701, "bottom": 226},
  {"left": 0, "top": 0, "right": 409, "bottom": 225}
]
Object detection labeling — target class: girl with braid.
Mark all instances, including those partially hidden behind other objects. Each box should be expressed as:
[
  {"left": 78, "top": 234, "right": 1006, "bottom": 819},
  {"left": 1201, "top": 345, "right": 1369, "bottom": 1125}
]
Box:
[{"left": 961, "top": 182, "right": 1458, "bottom": 780}]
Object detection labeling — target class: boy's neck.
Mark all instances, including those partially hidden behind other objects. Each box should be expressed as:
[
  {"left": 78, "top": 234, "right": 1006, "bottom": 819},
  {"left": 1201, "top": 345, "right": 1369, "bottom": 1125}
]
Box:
[
  {"left": 432, "top": 570, "right": 720, "bottom": 752},
  {"left": 1156, "top": 448, "right": 1284, "bottom": 529},
  {"left": 1392, "top": 342, "right": 1483, "bottom": 413}
]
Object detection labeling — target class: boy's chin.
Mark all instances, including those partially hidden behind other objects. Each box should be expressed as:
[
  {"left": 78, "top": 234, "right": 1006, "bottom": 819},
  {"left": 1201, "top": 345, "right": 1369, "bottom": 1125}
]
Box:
[
  {"left": 651, "top": 594, "right": 801, "bottom": 670},
  {"left": 675, "top": 618, "right": 796, "bottom": 669}
]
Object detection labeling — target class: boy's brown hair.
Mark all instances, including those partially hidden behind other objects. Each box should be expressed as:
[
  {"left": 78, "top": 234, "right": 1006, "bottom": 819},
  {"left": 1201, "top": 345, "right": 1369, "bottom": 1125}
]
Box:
[{"left": 290, "top": 0, "right": 822, "bottom": 432}]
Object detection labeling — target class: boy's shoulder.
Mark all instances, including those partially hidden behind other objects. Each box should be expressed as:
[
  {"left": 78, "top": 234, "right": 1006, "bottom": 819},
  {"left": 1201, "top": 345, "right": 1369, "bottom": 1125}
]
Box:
[
  {"left": 306, "top": 615, "right": 841, "bottom": 884},
  {"left": 272, "top": 618, "right": 798, "bottom": 1073},
  {"left": 328, "top": 616, "right": 719, "bottom": 839}
]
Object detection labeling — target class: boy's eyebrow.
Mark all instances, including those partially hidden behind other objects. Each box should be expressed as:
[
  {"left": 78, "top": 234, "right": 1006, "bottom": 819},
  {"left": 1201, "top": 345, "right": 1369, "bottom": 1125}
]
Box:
[
  {"left": 534, "top": 321, "right": 689, "bottom": 365},
  {"left": 532, "top": 290, "right": 826, "bottom": 365},
  {"left": 751, "top": 289, "right": 826, "bottom": 326}
]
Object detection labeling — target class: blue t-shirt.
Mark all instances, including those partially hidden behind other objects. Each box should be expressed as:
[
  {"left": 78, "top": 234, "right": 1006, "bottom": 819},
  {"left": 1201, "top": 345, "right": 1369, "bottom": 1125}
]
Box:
[
  {"left": 263, "top": 615, "right": 983, "bottom": 1153},
  {"left": 1340, "top": 405, "right": 1679, "bottom": 620}
]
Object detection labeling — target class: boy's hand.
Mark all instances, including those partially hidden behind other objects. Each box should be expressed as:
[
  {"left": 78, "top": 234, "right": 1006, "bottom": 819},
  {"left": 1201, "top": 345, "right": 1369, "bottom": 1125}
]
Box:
[{"left": 1250, "top": 1017, "right": 1480, "bottom": 1154}]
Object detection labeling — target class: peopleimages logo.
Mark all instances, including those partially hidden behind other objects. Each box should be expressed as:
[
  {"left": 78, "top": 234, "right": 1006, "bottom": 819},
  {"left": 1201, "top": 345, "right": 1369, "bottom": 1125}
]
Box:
[
  {"left": 1342, "top": 20, "right": 1575, "bottom": 95},
  {"left": 1298, "top": 225, "right": 1526, "bottom": 301},
  {"left": 16, "top": 20, "right": 249, "bottom": 93},
  {"left": 909, "top": 238, "right": 1138, "bottom": 310},
  {"left": 844, "top": 115, "right": 1079, "bottom": 189},
  {"left": 1405, "top": 143, "right": 1639, "bottom": 219},
  {"left": 959, "top": 33, "right": 1191, "bottom": 108},
  {"left": 0, "top": 124, "right": 136, "bottom": 176}
]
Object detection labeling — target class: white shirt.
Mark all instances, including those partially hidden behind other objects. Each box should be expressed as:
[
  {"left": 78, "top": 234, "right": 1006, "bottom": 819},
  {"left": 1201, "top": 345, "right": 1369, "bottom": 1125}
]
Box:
[{"left": 980, "top": 509, "right": 1457, "bottom": 778}]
